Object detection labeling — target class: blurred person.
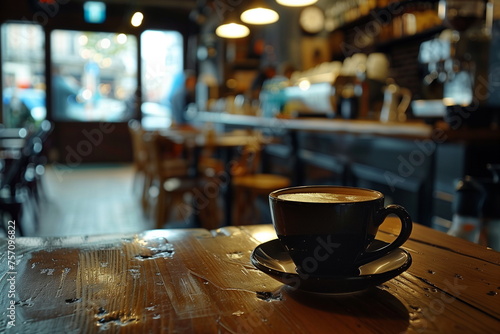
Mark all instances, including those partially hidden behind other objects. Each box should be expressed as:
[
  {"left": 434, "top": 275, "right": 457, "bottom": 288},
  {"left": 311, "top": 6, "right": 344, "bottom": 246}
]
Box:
[
  {"left": 4, "top": 88, "right": 33, "bottom": 128},
  {"left": 248, "top": 64, "right": 276, "bottom": 101},
  {"left": 170, "top": 70, "right": 197, "bottom": 127}
]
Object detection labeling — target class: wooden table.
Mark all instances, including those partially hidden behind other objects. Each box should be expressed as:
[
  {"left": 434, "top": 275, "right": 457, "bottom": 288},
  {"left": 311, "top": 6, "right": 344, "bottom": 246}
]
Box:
[
  {"left": 158, "top": 128, "right": 269, "bottom": 226},
  {"left": 1, "top": 218, "right": 499, "bottom": 333},
  {"left": 195, "top": 132, "right": 271, "bottom": 227}
]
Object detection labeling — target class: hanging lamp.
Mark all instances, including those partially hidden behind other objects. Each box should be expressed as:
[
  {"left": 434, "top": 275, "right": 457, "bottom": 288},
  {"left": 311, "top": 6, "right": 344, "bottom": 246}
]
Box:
[
  {"left": 275, "top": 0, "right": 317, "bottom": 7},
  {"left": 215, "top": 11, "right": 250, "bottom": 38},
  {"left": 240, "top": 0, "right": 279, "bottom": 25}
]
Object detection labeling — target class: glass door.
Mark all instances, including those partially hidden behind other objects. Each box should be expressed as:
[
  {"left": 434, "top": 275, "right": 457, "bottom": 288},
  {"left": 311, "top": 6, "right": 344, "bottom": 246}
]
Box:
[{"left": 1, "top": 22, "right": 45, "bottom": 128}]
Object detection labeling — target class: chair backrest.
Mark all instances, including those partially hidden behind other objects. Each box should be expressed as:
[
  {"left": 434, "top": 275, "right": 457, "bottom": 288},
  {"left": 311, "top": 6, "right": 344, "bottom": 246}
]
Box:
[
  {"left": 144, "top": 131, "right": 189, "bottom": 179},
  {"left": 232, "top": 138, "right": 262, "bottom": 177},
  {"left": 128, "top": 119, "right": 148, "bottom": 172},
  {"left": 0, "top": 121, "right": 53, "bottom": 196}
]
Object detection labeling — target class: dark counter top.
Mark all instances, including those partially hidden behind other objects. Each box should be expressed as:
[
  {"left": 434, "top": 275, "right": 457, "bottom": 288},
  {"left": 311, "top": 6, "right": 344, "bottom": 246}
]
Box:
[
  {"left": 193, "top": 112, "right": 500, "bottom": 142},
  {"left": 193, "top": 112, "right": 434, "bottom": 138}
]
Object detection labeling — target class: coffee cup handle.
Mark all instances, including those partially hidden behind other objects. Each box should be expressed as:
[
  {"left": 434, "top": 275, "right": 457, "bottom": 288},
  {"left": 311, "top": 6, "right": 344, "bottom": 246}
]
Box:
[{"left": 358, "top": 204, "right": 413, "bottom": 264}]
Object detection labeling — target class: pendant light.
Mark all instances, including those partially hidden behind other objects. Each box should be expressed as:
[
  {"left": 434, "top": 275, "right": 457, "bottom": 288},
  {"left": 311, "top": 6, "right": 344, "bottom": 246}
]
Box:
[
  {"left": 275, "top": 0, "right": 317, "bottom": 7},
  {"left": 240, "top": 0, "right": 279, "bottom": 25},
  {"left": 216, "top": 22, "right": 250, "bottom": 38},
  {"left": 215, "top": 11, "right": 250, "bottom": 38}
]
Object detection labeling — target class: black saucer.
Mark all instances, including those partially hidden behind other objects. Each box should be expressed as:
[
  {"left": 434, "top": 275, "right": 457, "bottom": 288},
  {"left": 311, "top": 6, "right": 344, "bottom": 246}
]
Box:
[{"left": 250, "top": 239, "right": 412, "bottom": 294}]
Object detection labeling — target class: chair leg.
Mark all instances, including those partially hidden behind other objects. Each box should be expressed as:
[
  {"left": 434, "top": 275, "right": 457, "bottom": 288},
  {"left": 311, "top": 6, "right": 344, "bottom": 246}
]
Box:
[
  {"left": 142, "top": 173, "right": 153, "bottom": 214},
  {"left": 248, "top": 191, "right": 261, "bottom": 225},
  {"left": 245, "top": 190, "right": 259, "bottom": 225},
  {"left": 233, "top": 186, "right": 250, "bottom": 226}
]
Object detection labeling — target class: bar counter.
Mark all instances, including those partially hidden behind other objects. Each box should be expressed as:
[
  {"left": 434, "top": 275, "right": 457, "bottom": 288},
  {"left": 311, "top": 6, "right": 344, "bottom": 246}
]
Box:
[
  {"left": 1, "top": 218, "right": 499, "bottom": 333},
  {"left": 192, "top": 112, "right": 500, "bottom": 229},
  {"left": 191, "top": 111, "right": 500, "bottom": 141}
]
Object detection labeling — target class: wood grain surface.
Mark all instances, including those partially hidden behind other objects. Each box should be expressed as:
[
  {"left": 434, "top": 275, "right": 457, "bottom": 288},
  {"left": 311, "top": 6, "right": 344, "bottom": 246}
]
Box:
[{"left": 1, "top": 218, "right": 499, "bottom": 333}]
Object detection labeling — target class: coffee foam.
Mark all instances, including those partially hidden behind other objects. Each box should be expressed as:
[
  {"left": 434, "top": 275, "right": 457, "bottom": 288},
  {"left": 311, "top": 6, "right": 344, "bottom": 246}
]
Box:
[{"left": 277, "top": 192, "right": 378, "bottom": 203}]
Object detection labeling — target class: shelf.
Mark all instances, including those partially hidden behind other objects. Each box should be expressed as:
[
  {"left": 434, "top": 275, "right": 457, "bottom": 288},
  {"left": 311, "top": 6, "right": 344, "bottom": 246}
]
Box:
[
  {"left": 374, "top": 25, "right": 446, "bottom": 51},
  {"left": 329, "top": 0, "right": 443, "bottom": 58},
  {"left": 330, "top": 0, "right": 441, "bottom": 32},
  {"left": 331, "top": 24, "right": 445, "bottom": 59}
]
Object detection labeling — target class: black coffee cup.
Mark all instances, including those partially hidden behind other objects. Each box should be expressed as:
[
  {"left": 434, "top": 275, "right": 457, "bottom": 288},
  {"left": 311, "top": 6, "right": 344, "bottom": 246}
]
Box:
[{"left": 269, "top": 185, "right": 412, "bottom": 277}]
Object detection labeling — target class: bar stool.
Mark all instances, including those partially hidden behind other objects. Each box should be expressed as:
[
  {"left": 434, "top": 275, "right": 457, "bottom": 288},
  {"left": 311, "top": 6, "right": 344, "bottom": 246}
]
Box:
[{"left": 232, "top": 139, "right": 291, "bottom": 225}]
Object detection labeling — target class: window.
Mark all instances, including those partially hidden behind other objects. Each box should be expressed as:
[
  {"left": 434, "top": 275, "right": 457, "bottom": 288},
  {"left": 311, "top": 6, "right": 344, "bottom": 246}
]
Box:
[
  {"left": 140, "top": 30, "right": 183, "bottom": 128},
  {"left": 2, "top": 27, "right": 183, "bottom": 125},
  {"left": 1, "top": 22, "right": 45, "bottom": 128},
  {"left": 51, "top": 29, "right": 138, "bottom": 122}
]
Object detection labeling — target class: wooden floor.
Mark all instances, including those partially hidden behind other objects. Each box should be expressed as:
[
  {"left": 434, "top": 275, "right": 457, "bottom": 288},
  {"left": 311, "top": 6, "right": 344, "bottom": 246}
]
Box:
[
  {"left": 34, "top": 163, "right": 152, "bottom": 237},
  {"left": 13, "top": 163, "right": 271, "bottom": 237}
]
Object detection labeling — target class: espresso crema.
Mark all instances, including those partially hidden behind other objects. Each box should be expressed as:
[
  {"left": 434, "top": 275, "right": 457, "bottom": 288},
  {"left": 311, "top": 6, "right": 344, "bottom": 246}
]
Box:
[{"left": 277, "top": 191, "right": 379, "bottom": 203}]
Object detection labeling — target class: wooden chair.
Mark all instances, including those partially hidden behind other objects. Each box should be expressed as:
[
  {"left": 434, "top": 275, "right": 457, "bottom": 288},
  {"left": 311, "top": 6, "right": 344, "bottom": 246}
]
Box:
[
  {"left": 127, "top": 120, "right": 150, "bottom": 212},
  {"left": 0, "top": 120, "right": 53, "bottom": 235},
  {"left": 144, "top": 132, "right": 221, "bottom": 229},
  {"left": 196, "top": 127, "right": 225, "bottom": 177},
  {"left": 232, "top": 138, "right": 291, "bottom": 225}
]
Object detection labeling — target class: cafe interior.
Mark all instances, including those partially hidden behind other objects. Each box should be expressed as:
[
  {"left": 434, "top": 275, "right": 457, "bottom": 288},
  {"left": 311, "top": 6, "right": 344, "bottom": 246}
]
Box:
[
  {"left": 2, "top": 0, "right": 499, "bottom": 244},
  {"left": 0, "top": 0, "right": 499, "bottom": 332}
]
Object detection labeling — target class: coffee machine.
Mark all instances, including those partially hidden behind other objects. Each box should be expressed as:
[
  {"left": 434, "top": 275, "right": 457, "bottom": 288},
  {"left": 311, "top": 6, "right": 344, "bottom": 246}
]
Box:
[{"left": 415, "top": 0, "right": 500, "bottom": 125}]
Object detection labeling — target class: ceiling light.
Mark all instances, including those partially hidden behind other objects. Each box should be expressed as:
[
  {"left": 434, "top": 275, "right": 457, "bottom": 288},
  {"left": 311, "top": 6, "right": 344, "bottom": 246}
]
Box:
[
  {"left": 275, "top": 0, "right": 318, "bottom": 7},
  {"left": 215, "top": 11, "right": 250, "bottom": 38},
  {"left": 216, "top": 22, "right": 250, "bottom": 38},
  {"left": 240, "top": 1, "right": 279, "bottom": 25},
  {"left": 131, "top": 12, "right": 144, "bottom": 27},
  {"left": 241, "top": 8, "right": 279, "bottom": 24}
]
